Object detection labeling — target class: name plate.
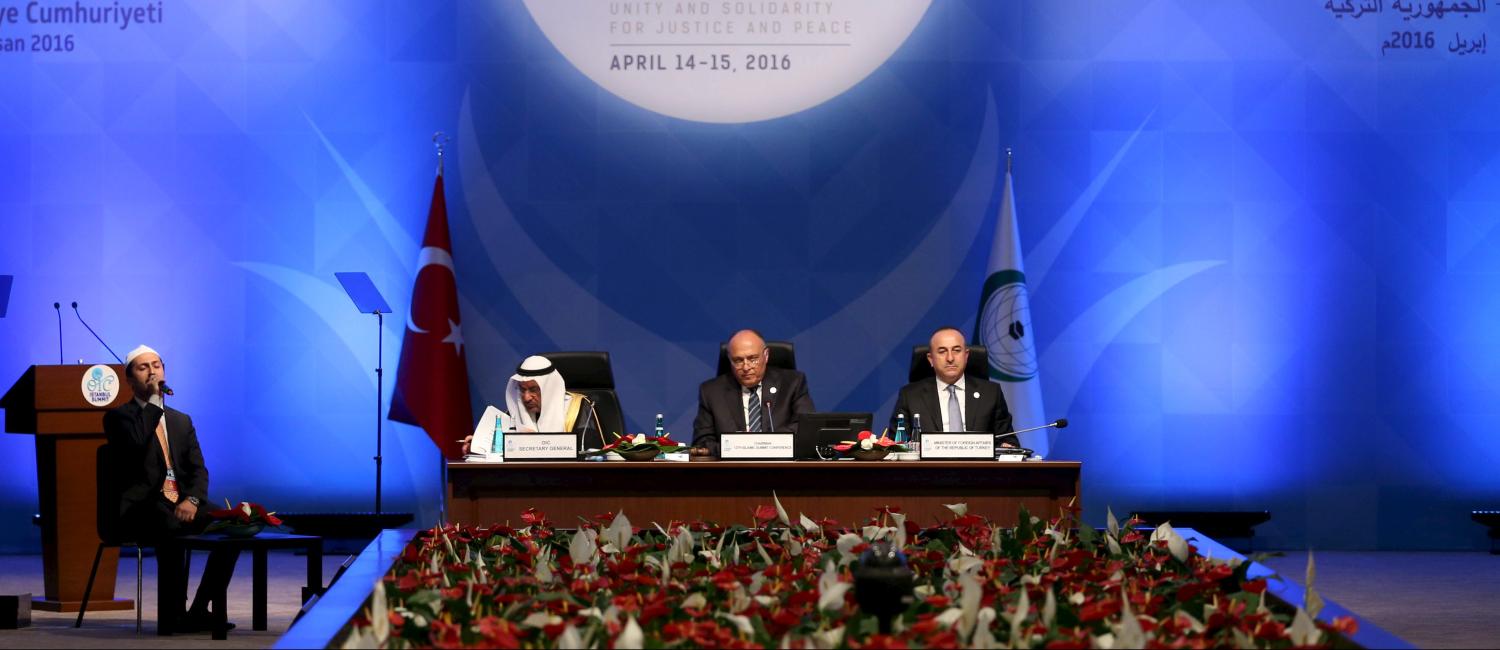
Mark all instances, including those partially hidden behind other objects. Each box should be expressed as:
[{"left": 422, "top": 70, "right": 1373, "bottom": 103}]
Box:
[
  {"left": 502, "top": 433, "right": 578, "bottom": 460},
  {"left": 919, "top": 433, "right": 995, "bottom": 459},
  {"left": 720, "top": 433, "right": 795, "bottom": 459}
]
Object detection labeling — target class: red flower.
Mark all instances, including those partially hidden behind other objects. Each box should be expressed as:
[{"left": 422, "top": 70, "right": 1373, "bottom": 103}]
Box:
[
  {"left": 475, "top": 616, "right": 519, "bottom": 646},
  {"left": 752, "top": 504, "right": 778, "bottom": 523},
  {"left": 428, "top": 620, "right": 465, "bottom": 649},
  {"left": 1316, "top": 616, "right": 1360, "bottom": 638},
  {"left": 521, "top": 508, "right": 548, "bottom": 527},
  {"left": 1077, "top": 598, "right": 1121, "bottom": 622},
  {"left": 853, "top": 634, "right": 910, "bottom": 649}
]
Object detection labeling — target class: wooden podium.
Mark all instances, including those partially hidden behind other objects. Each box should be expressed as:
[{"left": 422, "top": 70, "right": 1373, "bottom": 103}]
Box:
[{"left": 1, "top": 365, "right": 135, "bottom": 612}]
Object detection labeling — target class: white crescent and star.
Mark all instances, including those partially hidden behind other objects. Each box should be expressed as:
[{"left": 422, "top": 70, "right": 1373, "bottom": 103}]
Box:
[{"left": 406, "top": 246, "right": 465, "bottom": 356}]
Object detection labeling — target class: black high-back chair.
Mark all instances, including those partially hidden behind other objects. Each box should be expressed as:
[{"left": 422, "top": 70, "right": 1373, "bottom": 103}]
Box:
[
  {"left": 76, "top": 445, "right": 144, "bottom": 633},
  {"left": 716, "top": 341, "right": 797, "bottom": 377},
  {"left": 908, "top": 344, "right": 989, "bottom": 383},
  {"left": 540, "top": 351, "right": 626, "bottom": 444}
]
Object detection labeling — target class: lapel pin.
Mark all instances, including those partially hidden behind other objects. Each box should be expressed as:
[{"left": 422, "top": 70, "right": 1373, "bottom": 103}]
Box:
[
  {"left": 973, "top": 391, "right": 980, "bottom": 399},
  {"left": 769, "top": 386, "right": 778, "bottom": 395}
]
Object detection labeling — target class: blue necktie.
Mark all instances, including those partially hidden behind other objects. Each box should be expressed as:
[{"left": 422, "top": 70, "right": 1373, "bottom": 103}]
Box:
[
  {"left": 747, "top": 385, "right": 763, "bottom": 432},
  {"left": 946, "top": 384, "right": 963, "bottom": 433}
]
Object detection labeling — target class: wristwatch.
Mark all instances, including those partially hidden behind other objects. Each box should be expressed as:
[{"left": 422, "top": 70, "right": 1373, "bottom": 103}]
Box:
[{"left": 187, "top": 496, "right": 201, "bottom": 506}]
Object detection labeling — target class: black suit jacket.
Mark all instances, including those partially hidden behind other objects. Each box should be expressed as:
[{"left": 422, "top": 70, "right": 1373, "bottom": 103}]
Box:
[
  {"left": 889, "top": 374, "right": 1016, "bottom": 446},
  {"left": 692, "top": 366, "right": 815, "bottom": 453},
  {"left": 102, "top": 400, "right": 210, "bottom": 534}
]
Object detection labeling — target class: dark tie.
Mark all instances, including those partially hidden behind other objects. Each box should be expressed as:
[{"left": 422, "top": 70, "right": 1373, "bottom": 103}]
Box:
[{"left": 747, "top": 385, "right": 763, "bottom": 432}]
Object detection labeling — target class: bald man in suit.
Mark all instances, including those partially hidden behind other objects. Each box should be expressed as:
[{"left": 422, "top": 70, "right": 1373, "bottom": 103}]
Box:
[{"left": 692, "top": 329, "right": 815, "bottom": 455}]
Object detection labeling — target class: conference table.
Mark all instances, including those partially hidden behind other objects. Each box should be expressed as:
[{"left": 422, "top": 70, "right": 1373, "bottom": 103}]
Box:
[{"left": 446, "top": 459, "right": 1081, "bottom": 528}]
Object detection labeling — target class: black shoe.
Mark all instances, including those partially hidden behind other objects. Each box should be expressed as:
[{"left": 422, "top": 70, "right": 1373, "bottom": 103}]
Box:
[{"left": 175, "top": 610, "right": 236, "bottom": 634}]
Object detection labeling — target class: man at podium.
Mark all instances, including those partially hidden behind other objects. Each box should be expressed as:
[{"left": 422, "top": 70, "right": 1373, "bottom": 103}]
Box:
[{"left": 102, "top": 345, "right": 240, "bottom": 634}]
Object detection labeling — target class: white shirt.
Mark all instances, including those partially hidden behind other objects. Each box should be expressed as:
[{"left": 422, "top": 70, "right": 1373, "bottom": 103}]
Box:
[{"left": 935, "top": 376, "right": 967, "bottom": 432}]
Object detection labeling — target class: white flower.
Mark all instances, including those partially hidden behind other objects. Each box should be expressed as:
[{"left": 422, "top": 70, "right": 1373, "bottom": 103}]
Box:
[
  {"left": 860, "top": 438, "right": 874, "bottom": 450},
  {"left": 632, "top": 433, "right": 647, "bottom": 444}
]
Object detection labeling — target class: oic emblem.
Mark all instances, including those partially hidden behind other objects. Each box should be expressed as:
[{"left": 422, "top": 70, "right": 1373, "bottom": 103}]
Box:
[
  {"left": 81, "top": 364, "right": 120, "bottom": 406},
  {"left": 978, "top": 270, "right": 1038, "bottom": 382}
]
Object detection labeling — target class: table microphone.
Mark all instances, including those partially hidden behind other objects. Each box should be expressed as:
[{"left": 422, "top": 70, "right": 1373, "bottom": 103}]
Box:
[
  {"left": 765, "top": 386, "right": 777, "bottom": 432},
  {"left": 1008, "top": 414, "right": 1068, "bottom": 435},
  {"left": 580, "top": 395, "right": 603, "bottom": 449},
  {"left": 53, "top": 302, "right": 63, "bottom": 364},
  {"left": 71, "top": 301, "right": 123, "bottom": 364},
  {"left": 1002, "top": 417, "right": 1074, "bottom": 438}
]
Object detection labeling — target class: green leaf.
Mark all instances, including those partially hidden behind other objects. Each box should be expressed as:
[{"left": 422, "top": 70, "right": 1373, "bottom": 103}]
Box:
[
  {"left": 1016, "top": 504, "right": 1035, "bottom": 542},
  {"left": 1076, "top": 523, "right": 1097, "bottom": 548}
]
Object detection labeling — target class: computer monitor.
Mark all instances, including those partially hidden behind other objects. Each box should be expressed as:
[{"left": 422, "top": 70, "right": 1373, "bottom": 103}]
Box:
[{"left": 794, "top": 412, "right": 873, "bottom": 460}]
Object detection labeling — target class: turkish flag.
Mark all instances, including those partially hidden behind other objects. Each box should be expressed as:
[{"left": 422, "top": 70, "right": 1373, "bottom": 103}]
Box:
[{"left": 389, "top": 173, "right": 473, "bottom": 459}]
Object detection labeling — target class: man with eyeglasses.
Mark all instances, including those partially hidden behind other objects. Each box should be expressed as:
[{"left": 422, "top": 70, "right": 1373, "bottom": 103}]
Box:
[
  {"left": 889, "top": 326, "right": 1018, "bottom": 447},
  {"left": 691, "top": 329, "right": 815, "bottom": 456}
]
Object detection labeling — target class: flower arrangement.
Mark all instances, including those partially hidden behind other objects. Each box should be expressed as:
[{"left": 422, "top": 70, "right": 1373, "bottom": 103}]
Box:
[
  {"left": 584, "top": 432, "right": 685, "bottom": 459},
  {"left": 345, "top": 499, "right": 1357, "bottom": 649},
  {"left": 833, "top": 430, "right": 909, "bottom": 454},
  {"left": 205, "top": 500, "right": 283, "bottom": 536}
]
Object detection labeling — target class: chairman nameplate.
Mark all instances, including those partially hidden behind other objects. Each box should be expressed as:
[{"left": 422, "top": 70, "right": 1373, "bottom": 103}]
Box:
[
  {"left": 720, "top": 433, "right": 795, "bottom": 460},
  {"left": 503, "top": 433, "right": 578, "bottom": 460},
  {"left": 919, "top": 433, "right": 994, "bottom": 459}
]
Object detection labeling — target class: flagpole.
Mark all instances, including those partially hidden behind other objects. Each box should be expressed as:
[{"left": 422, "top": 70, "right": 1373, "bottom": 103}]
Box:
[
  {"left": 376, "top": 309, "right": 383, "bottom": 515},
  {"left": 432, "top": 131, "right": 451, "bottom": 527}
]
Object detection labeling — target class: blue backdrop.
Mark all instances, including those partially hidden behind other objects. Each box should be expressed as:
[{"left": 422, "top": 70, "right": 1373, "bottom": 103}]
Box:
[{"left": 1, "top": 0, "right": 1498, "bottom": 551}]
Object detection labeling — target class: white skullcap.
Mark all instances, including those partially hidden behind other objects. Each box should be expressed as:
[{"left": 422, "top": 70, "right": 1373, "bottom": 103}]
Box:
[{"left": 124, "top": 345, "right": 160, "bottom": 366}]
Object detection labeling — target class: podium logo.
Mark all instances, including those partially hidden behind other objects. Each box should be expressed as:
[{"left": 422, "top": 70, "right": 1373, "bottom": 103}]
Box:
[{"left": 81, "top": 365, "right": 119, "bottom": 407}]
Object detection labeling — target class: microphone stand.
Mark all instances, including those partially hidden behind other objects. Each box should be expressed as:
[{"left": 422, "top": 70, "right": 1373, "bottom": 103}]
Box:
[
  {"left": 53, "top": 302, "right": 63, "bottom": 364},
  {"left": 72, "top": 302, "right": 122, "bottom": 363}
]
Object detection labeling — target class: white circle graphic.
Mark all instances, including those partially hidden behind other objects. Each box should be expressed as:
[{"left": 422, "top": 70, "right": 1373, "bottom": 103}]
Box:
[
  {"left": 522, "top": 0, "right": 933, "bottom": 123},
  {"left": 981, "top": 283, "right": 1038, "bottom": 381},
  {"left": 81, "top": 364, "right": 120, "bottom": 407}
]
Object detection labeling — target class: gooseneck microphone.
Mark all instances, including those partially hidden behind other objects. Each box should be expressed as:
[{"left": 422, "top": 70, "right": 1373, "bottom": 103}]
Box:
[
  {"left": 71, "top": 301, "right": 122, "bottom": 364},
  {"left": 580, "top": 395, "right": 604, "bottom": 450},
  {"left": 158, "top": 382, "right": 175, "bottom": 397},
  {"left": 765, "top": 385, "right": 778, "bottom": 432},
  {"left": 53, "top": 302, "right": 63, "bottom": 364},
  {"left": 1002, "top": 418, "right": 1069, "bottom": 438}
]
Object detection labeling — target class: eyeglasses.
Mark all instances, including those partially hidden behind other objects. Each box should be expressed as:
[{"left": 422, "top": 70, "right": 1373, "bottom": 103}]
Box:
[{"left": 729, "top": 352, "right": 765, "bottom": 369}]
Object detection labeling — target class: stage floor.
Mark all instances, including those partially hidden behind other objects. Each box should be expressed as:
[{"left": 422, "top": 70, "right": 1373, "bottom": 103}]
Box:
[
  {"left": 0, "top": 550, "right": 1495, "bottom": 647},
  {"left": 0, "top": 551, "right": 350, "bottom": 648},
  {"left": 1258, "top": 552, "right": 1500, "bottom": 648}
]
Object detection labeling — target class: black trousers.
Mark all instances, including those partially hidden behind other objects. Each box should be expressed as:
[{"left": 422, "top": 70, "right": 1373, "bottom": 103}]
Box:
[{"left": 123, "top": 499, "right": 241, "bottom": 635}]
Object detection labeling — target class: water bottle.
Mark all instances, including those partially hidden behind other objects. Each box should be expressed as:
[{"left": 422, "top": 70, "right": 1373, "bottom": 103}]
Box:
[
  {"left": 894, "top": 413, "right": 907, "bottom": 444},
  {"left": 911, "top": 413, "right": 923, "bottom": 457},
  {"left": 493, "top": 414, "right": 505, "bottom": 460},
  {"left": 655, "top": 413, "right": 665, "bottom": 438}
]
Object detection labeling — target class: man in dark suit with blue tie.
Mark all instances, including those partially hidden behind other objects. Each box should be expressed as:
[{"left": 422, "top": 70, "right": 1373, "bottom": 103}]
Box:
[
  {"left": 692, "top": 329, "right": 815, "bottom": 456},
  {"left": 889, "top": 327, "right": 1018, "bottom": 446},
  {"left": 102, "top": 345, "right": 239, "bottom": 635}
]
